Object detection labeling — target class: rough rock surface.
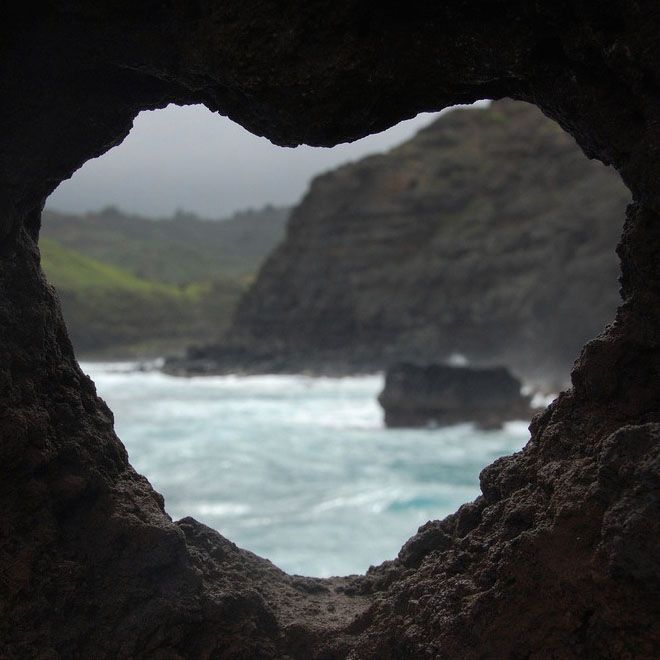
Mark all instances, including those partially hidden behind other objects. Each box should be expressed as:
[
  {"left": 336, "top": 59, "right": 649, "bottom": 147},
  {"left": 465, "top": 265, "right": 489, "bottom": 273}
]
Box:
[
  {"left": 378, "top": 363, "right": 533, "bottom": 429},
  {"left": 2, "top": 2, "right": 660, "bottom": 658},
  {"left": 180, "top": 100, "right": 629, "bottom": 385}
]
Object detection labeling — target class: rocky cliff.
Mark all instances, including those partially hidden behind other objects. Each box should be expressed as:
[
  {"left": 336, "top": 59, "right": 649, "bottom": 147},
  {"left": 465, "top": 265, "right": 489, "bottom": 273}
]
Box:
[
  {"left": 188, "top": 100, "right": 629, "bottom": 385},
  {"left": 2, "top": 3, "right": 660, "bottom": 659}
]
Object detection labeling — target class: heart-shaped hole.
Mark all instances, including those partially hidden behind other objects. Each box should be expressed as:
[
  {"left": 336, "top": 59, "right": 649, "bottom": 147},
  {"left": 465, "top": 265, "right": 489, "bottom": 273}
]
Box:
[{"left": 42, "top": 99, "right": 628, "bottom": 578}]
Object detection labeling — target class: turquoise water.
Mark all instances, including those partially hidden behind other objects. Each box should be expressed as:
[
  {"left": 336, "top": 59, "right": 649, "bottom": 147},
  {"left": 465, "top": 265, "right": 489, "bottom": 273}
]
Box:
[{"left": 83, "top": 362, "right": 531, "bottom": 577}]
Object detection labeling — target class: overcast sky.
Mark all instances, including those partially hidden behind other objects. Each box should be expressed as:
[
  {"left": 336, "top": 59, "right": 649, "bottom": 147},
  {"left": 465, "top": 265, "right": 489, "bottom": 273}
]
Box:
[{"left": 46, "top": 104, "right": 444, "bottom": 219}]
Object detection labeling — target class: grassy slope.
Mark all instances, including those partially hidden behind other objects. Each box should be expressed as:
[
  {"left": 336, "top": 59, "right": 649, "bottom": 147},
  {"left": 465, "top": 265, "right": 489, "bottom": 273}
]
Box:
[
  {"left": 40, "top": 238, "right": 244, "bottom": 357},
  {"left": 41, "top": 206, "right": 289, "bottom": 284},
  {"left": 41, "top": 238, "right": 183, "bottom": 294},
  {"left": 38, "top": 205, "right": 289, "bottom": 357}
]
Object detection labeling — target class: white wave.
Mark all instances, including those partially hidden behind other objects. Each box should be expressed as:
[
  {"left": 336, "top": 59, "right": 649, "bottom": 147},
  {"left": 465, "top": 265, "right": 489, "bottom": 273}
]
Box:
[
  {"left": 446, "top": 352, "right": 469, "bottom": 366},
  {"left": 194, "top": 502, "right": 251, "bottom": 517},
  {"left": 313, "top": 488, "right": 403, "bottom": 515},
  {"left": 502, "top": 420, "right": 532, "bottom": 437},
  {"left": 83, "top": 364, "right": 530, "bottom": 577},
  {"left": 530, "top": 391, "right": 558, "bottom": 408}
]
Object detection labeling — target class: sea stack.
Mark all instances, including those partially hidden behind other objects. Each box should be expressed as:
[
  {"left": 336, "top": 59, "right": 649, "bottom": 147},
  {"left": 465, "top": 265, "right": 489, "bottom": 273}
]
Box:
[{"left": 378, "top": 363, "right": 533, "bottom": 429}]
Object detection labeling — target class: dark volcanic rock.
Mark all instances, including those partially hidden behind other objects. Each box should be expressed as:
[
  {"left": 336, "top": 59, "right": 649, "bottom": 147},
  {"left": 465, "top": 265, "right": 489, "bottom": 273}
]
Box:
[
  {"left": 2, "top": 2, "right": 660, "bottom": 659},
  {"left": 378, "top": 363, "right": 532, "bottom": 429},
  {"left": 185, "top": 100, "right": 630, "bottom": 384}
]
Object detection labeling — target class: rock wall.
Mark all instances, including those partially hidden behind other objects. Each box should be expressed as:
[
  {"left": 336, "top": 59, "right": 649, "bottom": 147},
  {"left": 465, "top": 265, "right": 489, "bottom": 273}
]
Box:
[
  {"left": 1, "top": 2, "right": 660, "bottom": 658},
  {"left": 204, "top": 100, "right": 629, "bottom": 384}
]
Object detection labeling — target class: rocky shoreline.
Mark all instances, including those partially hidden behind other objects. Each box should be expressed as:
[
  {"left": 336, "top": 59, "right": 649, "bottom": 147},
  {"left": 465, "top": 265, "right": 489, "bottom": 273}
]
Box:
[{"left": 163, "top": 345, "right": 387, "bottom": 377}]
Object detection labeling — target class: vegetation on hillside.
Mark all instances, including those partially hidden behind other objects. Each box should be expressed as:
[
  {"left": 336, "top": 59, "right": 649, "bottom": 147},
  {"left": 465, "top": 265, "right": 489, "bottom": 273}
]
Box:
[
  {"left": 39, "top": 205, "right": 289, "bottom": 357},
  {"left": 42, "top": 205, "right": 289, "bottom": 284}
]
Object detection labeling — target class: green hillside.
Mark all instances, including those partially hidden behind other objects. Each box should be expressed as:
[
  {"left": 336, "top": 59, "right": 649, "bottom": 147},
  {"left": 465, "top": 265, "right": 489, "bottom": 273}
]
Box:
[
  {"left": 41, "top": 205, "right": 289, "bottom": 285},
  {"left": 41, "top": 238, "right": 183, "bottom": 295},
  {"left": 38, "top": 204, "right": 288, "bottom": 357}
]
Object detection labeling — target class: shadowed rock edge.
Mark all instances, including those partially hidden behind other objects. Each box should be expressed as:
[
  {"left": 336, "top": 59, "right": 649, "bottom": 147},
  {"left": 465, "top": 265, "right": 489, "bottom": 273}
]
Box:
[{"left": 1, "top": 3, "right": 659, "bottom": 658}]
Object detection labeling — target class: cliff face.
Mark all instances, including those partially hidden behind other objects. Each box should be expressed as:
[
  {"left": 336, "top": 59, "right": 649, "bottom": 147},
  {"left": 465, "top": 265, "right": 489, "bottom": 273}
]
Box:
[
  {"left": 216, "top": 100, "right": 629, "bottom": 383},
  {"left": 2, "top": 2, "right": 660, "bottom": 658}
]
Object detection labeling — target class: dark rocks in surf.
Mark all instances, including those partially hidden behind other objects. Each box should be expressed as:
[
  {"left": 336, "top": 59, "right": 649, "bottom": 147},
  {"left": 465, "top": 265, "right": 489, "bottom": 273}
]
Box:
[{"left": 378, "top": 363, "right": 532, "bottom": 429}]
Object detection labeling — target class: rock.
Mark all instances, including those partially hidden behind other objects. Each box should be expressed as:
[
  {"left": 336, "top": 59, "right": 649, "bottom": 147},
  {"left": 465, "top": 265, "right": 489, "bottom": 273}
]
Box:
[
  {"left": 183, "top": 100, "right": 629, "bottom": 385},
  {"left": 2, "top": 3, "right": 660, "bottom": 658},
  {"left": 378, "top": 363, "right": 533, "bottom": 429}
]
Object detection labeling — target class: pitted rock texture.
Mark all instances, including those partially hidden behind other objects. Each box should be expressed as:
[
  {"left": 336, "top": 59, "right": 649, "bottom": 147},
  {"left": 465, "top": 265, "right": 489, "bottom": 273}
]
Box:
[
  {"left": 181, "top": 100, "right": 628, "bottom": 385},
  {"left": 2, "top": 2, "right": 660, "bottom": 658}
]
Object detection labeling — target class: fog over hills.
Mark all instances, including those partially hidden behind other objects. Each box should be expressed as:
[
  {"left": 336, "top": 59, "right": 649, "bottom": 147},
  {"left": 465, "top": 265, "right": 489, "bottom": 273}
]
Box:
[{"left": 47, "top": 104, "right": 439, "bottom": 218}]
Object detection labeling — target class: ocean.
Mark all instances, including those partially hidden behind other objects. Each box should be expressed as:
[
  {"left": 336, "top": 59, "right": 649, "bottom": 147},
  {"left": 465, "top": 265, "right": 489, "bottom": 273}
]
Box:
[{"left": 83, "top": 361, "right": 532, "bottom": 578}]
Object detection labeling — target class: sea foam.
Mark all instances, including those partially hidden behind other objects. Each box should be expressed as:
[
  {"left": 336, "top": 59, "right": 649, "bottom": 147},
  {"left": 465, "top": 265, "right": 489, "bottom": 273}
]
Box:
[{"left": 82, "top": 361, "right": 530, "bottom": 577}]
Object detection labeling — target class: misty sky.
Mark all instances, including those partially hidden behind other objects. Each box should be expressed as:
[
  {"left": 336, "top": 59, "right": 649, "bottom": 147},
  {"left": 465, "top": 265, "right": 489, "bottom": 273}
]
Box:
[{"left": 46, "top": 104, "right": 444, "bottom": 219}]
